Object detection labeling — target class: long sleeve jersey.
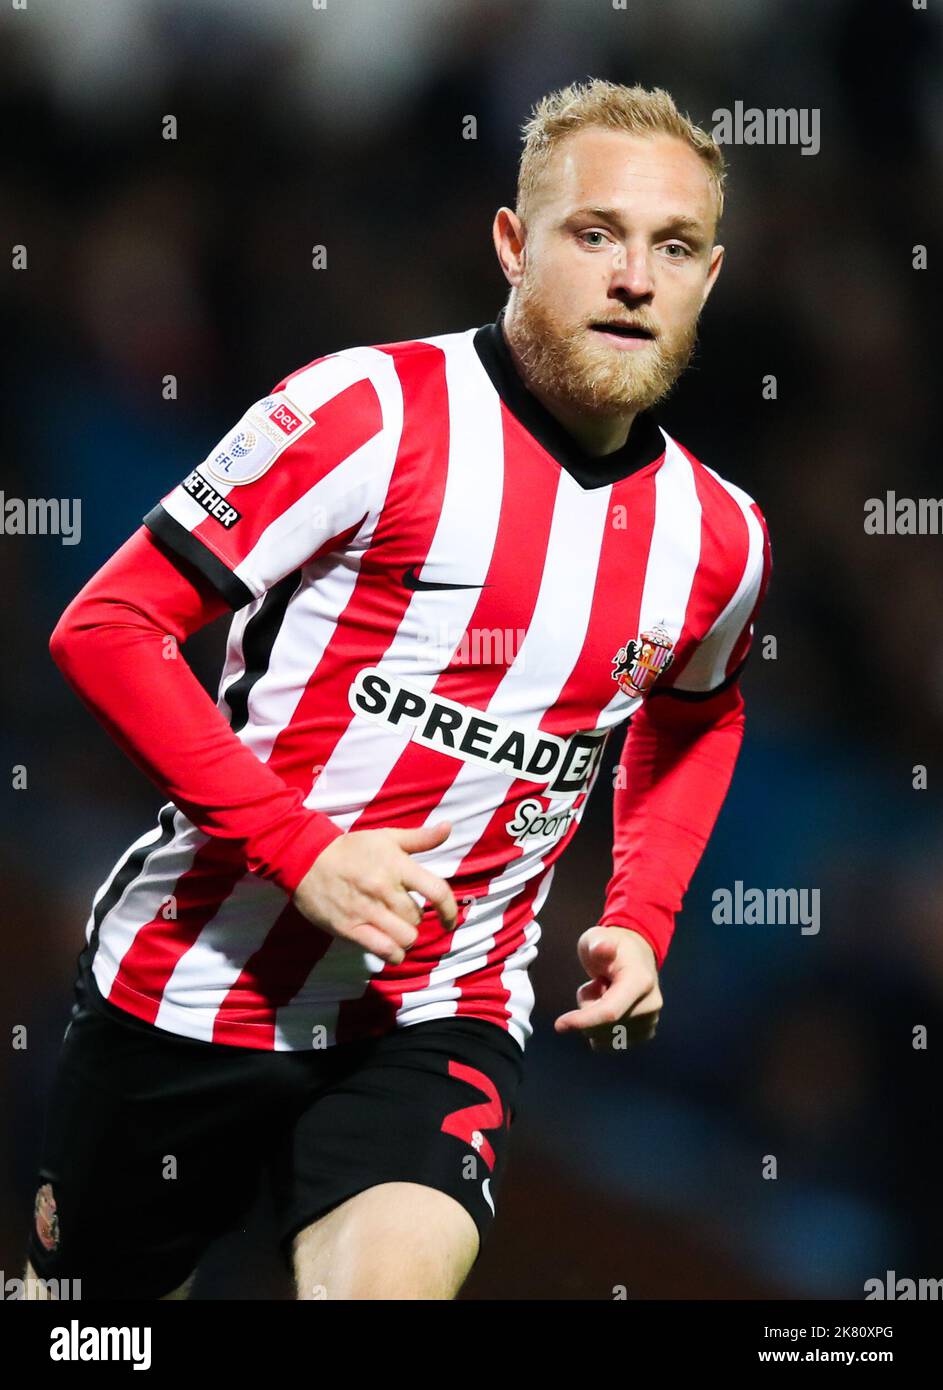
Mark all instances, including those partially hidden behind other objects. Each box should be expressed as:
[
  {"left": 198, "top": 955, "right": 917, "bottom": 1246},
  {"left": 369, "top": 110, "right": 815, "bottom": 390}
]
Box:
[{"left": 52, "top": 309, "right": 771, "bottom": 1051}]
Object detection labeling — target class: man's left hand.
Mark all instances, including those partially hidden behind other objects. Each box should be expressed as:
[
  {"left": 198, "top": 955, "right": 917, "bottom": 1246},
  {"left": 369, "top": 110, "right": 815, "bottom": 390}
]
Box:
[{"left": 554, "top": 926, "right": 662, "bottom": 1052}]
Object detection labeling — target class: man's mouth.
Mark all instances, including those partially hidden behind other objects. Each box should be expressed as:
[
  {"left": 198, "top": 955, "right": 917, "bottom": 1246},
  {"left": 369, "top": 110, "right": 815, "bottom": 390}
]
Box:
[{"left": 590, "top": 320, "right": 655, "bottom": 340}]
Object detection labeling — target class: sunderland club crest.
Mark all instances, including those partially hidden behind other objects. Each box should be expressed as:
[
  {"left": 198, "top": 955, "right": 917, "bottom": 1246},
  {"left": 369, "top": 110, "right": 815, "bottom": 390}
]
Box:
[{"left": 612, "top": 623, "right": 675, "bottom": 697}]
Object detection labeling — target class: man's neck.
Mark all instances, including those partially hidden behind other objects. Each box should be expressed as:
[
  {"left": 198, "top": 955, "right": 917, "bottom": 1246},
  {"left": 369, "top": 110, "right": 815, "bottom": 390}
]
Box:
[{"left": 500, "top": 308, "right": 638, "bottom": 458}]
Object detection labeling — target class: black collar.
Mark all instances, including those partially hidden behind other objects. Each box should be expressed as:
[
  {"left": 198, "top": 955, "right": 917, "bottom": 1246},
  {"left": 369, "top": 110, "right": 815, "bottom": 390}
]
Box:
[{"left": 472, "top": 305, "right": 666, "bottom": 489}]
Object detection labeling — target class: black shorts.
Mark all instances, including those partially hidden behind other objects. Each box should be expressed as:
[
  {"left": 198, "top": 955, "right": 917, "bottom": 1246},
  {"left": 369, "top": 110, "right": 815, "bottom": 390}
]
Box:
[{"left": 25, "top": 980, "right": 525, "bottom": 1300}]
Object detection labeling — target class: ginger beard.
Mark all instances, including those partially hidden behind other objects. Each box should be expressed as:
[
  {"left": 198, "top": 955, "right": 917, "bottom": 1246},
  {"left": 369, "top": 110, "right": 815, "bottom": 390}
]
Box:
[{"left": 509, "top": 263, "right": 700, "bottom": 418}]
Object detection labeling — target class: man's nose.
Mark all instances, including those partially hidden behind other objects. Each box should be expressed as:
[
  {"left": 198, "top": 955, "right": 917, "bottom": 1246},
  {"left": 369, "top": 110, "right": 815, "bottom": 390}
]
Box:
[{"left": 608, "top": 242, "right": 655, "bottom": 299}]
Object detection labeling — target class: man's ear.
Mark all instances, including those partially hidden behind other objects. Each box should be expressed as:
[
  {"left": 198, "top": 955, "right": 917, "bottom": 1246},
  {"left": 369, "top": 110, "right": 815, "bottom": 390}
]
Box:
[
  {"left": 493, "top": 206, "right": 527, "bottom": 286},
  {"left": 701, "top": 243, "right": 724, "bottom": 307}
]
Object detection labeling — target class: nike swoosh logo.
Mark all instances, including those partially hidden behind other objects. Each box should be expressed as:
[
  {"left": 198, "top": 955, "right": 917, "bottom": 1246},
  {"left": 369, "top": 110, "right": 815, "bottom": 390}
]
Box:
[{"left": 402, "top": 565, "right": 489, "bottom": 592}]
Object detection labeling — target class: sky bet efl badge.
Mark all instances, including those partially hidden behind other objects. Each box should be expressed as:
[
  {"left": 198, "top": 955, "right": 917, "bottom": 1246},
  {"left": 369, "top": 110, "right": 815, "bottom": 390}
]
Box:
[
  {"left": 611, "top": 622, "right": 676, "bottom": 697},
  {"left": 202, "top": 392, "right": 314, "bottom": 486}
]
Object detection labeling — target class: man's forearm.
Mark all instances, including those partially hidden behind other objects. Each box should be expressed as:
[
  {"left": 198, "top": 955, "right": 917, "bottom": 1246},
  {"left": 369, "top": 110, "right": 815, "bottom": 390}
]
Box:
[
  {"left": 49, "top": 527, "right": 344, "bottom": 894},
  {"left": 598, "top": 681, "right": 746, "bottom": 968}
]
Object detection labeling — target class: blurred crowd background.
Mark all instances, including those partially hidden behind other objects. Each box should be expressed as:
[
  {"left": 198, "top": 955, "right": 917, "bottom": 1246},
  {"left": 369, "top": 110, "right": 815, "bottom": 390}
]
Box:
[{"left": 1, "top": 0, "right": 941, "bottom": 1299}]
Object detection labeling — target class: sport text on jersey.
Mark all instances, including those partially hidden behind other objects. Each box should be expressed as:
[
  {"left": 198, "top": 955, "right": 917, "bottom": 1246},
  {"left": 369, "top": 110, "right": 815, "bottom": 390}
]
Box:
[{"left": 349, "top": 668, "right": 607, "bottom": 795}]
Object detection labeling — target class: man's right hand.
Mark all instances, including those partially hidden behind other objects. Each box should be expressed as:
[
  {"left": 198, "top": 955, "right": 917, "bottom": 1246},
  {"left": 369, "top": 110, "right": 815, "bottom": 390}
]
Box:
[{"left": 291, "top": 820, "right": 458, "bottom": 964}]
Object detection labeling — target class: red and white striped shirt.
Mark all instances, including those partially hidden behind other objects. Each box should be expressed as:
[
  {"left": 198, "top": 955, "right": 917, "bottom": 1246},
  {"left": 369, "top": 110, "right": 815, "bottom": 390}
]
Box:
[{"left": 69, "top": 310, "right": 770, "bottom": 1052}]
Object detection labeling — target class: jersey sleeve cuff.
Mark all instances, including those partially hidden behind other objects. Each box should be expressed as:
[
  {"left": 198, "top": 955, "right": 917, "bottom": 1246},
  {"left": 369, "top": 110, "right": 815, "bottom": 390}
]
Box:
[
  {"left": 143, "top": 504, "right": 256, "bottom": 611},
  {"left": 252, "top": 811, "right": 346, "bottom": 898}
]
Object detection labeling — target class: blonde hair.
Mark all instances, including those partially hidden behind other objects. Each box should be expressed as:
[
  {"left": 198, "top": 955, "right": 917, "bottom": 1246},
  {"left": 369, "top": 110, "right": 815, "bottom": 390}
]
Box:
[{"left": 516, "top": 78, "right": 726, "bottom": 225}]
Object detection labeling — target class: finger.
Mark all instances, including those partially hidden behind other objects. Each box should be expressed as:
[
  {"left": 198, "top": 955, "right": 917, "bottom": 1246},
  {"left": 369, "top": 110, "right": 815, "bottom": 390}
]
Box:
[
  {"left": 576, "top": 978, "right": 607, "bottom": 1005},
  {"left": 401, "top": 862, "right": 458, "bottom": 929},
  {"left": 577, "top": 968, "right": 656, "bottom": 1008},
  {"left": 388, "top": 820, "right": 452, "bottom": 854},
  {"left": 554, "top": 981, "right": 639, "bottom": 1033},
  {"left": 367, "top": 903, "right": 421, "bottom": 952},
  {"left": 344, "top": 922, "right": 407, "bottom": 965},
  {"left": 573, "top": 978, "right": 661, "bottom": 1017},
  {"left": 384, "top": 887, "right": 423, "bottom": 929}
]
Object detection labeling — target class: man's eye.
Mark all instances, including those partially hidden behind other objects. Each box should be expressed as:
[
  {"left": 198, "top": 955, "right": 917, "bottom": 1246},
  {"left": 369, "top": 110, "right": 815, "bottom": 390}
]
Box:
[
  {"left": 662, "top": 243, "right": 692, "bottom": 259},
  {"left": 579, "top": 231, "right": 608, "bottom": 247}
]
